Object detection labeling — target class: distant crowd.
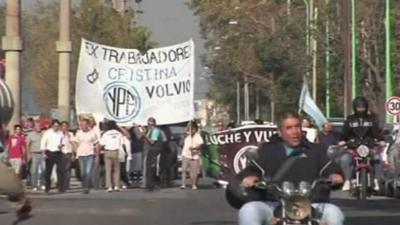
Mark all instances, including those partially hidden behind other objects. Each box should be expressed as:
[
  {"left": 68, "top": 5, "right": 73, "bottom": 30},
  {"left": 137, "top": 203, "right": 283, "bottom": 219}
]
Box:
[{"left": 0, "top": 116, "right": 205, "bottom": 193}]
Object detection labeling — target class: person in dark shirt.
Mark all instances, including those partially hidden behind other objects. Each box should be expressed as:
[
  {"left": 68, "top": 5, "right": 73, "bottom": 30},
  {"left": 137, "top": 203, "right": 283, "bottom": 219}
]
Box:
[
  {"left": 238, "top": 111, "right": 344, "bottom": 225},
  {"left": 318, "top": 122, "right": 340, "bottom": 149}
]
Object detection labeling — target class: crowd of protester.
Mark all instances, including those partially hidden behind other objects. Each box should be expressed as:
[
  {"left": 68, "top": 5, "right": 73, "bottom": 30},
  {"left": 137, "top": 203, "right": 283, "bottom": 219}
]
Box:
[{"left": 0, "top": 116, "right": 205, "bottom": 194}]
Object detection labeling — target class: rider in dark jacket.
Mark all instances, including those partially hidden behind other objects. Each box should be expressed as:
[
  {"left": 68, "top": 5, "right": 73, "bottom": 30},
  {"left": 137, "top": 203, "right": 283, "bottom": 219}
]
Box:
[
  {"left": 237, "top": 111, "right": 344, "bottom": 225},
  {"left": 340, "top": 96, "right": 384, "bottom": 147},
  {"left": 338, "top": 96, "right": 385, "bottom": 191}
]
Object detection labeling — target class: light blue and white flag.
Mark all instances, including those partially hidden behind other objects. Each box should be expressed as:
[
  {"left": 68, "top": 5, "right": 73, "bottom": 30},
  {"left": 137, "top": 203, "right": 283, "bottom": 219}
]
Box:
[{"left": 298, "top": 79, "right": 327, "bottom": 129}]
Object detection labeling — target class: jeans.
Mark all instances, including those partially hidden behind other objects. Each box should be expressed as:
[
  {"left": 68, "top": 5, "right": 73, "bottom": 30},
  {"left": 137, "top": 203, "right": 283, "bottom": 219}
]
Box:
[
  {"left": 238, "top": 201, "right": 344, "bottom": 225},
  {"left": 339, "top": 151, "right": 384, "bottom": 181},
  {"left": 30, "top": 153, "right": 44, "bottom": 188},
  {"left": 339, "top": 153, "right": 353, "bottom": 181},
  {"left": 78, "top": 155, "right": 94, "bottom": 191}
]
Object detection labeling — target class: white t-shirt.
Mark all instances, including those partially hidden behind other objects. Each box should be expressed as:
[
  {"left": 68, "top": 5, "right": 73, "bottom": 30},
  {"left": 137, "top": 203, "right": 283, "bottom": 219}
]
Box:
[
  {"left": 118, "top": 136, "right": 132, "bottom": 162},
  {"left": 182, "top": 132, "right": 204, "bottom": 160},
  {"left": 74, "top": 129, "right": 99, "bottom": 157},
  {"left": 100, "top": 129, "right": 124, "bottom": 151},
  {"left": 40, "top": 129, "right": 64, "bottom": 152},
  {"left": 61, "top": 132, "right": 74, "bottom": 154}
]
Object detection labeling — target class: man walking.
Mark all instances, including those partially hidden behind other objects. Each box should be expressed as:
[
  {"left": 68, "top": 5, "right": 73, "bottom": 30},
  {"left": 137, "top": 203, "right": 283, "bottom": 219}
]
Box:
[
  {"left": 40, "top": 120, "right": 64, "bottom": 193},
  {"left": 74, "top": 118, "right": 99, "bottom": 194},
  {"left": 27, "top": 122, "right": 44, "bottom": 191},
  {"left": 6, "top": 124, "right": 27, "bottom": 176}
]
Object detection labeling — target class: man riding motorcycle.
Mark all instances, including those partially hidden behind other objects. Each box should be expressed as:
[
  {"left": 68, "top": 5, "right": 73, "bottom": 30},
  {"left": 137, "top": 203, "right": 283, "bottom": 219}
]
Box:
[
  {"left": 238, "top": 111, "right": 344, "bottom": 225},
  {"left": 338, "top": 96, "right": 385, "bottom": 191}
]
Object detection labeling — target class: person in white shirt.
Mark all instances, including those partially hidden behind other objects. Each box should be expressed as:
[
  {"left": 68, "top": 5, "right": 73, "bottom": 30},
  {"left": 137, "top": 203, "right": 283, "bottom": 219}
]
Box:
[
  {"left": 88, "top": 116, "right": 103, "bottom": 189},
  {"left": 119, "top": 128, "right": 132, "bottom": 189},
  {"left": 100, "top": 120, "right": 124, "bottom": 192},
  {"left": 74, "top": 118, "right": 99, "bottom": 194},
  {"left": 181, "top": 121, "right": 204, "bottom": 190},
  {"left": 60, "top": 121, "right": 75, "bottom": 192},
  {"left": 40, "top": 120, "right": 64, "bottom": 193}
]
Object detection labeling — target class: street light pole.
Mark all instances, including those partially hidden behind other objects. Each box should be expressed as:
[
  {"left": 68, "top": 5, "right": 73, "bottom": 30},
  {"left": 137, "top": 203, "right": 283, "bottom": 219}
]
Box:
[
  {"left": 57, "top": 0, "right": 72, "bottom": 122},
  {"left": 2, "top": 0, "right": 22, "bottom": 129}
]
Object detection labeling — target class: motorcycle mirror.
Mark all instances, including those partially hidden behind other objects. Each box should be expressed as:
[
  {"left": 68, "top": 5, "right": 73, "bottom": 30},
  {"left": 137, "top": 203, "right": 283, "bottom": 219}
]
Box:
[
  {"left": 244, "top": 148, "right": 265, "bottom": 176},
  {"left": 249, "top": 159, "right": 265, "bottom": 176},
  {"left": 384, "top": 134, "right": 394, "bottom": 143},
  {"left": 326, "top": 145, "right": 340, "bottom": 160},
  {"left": 244, "top": 148, "right": 259, "bottom": 161},
  {"left": 319, "top": 160, "right": 333, "bottom": 177}
]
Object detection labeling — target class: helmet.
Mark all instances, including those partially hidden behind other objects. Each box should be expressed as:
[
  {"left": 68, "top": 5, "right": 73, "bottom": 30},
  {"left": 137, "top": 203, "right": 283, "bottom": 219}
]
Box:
[{"left": 352, "top": 96, "right": 368, "bottom": 116}]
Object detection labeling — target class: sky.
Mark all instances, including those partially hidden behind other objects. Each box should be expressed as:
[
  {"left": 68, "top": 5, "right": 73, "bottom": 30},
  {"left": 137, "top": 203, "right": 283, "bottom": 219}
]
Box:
[{"left": 0, "top": 0, "right": 209, "bottom": 113}]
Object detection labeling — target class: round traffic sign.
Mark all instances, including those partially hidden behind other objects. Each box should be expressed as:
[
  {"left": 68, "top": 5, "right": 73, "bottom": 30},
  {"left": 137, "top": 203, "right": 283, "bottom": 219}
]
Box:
[{"left": 386, "top": 96, "right": 400, "bottom": 115}]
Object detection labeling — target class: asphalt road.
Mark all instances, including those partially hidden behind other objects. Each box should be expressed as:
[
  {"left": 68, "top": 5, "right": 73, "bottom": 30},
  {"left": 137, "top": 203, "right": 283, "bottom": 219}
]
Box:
[{"left": 1, "top": 185, "right": 400, "bottom": 225}]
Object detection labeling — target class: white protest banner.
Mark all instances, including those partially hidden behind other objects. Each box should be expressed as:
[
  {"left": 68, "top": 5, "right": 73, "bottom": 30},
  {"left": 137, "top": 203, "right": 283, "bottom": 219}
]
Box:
[{"left": 75, "top": 39, "right": 195, "bottom": 125}]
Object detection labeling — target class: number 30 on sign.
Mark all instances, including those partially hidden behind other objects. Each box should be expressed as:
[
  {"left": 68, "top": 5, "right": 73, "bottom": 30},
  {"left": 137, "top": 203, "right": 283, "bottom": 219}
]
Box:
[{"left": 386, "top": 96, "right": 400, "bottom": 115}]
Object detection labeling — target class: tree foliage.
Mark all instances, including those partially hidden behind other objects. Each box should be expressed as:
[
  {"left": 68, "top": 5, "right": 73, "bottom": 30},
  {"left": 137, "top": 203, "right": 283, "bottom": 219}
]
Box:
[
  {"left": 189, "top": 0, "right": 400, "bottom": 123},
  {"left": 20, "top": 0, "right": 154, "bottom": 115}
]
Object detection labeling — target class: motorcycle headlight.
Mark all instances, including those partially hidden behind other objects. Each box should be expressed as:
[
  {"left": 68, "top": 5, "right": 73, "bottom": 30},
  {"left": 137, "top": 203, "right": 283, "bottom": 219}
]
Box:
[
  {"left": 357, "top": 145, "right": 370, "bottom": 157},
  {"left": 282, "top": 181, "right": 295, "bottom": 197},
  {"left": 298, "top": 181, "right": 311, "bottom": 196},
  {"left": 285, "top": 196, "right": 312, "bottom": 221}
]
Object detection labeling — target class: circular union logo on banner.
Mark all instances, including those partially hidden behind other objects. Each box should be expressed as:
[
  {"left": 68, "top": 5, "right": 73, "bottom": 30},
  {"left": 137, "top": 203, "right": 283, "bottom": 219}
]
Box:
[
  {"left": 233, "top": 145, "right": 258, "bottom": 174},
  {"left": 103, "top": 82, "right": 141, "bottom": 123},
  {"left": 386, "top": 96, "right": 400, "bottom": 115}
]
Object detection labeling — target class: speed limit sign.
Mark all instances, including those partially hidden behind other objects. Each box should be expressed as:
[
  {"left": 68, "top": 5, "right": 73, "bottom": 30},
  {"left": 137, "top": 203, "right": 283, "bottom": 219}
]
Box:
[{"left": 386, "top": 96, "right": 400, "bottom": 115}]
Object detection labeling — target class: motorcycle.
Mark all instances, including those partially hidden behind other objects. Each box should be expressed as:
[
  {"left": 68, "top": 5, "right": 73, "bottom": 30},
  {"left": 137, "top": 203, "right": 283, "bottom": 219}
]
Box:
[
  {"left": 226, "top": 146, "right": 340, "bottom": 225},
  {"left": 343, "top": 142, "right": 381, "bottom": 200},
  {"left": 254, "top": 178, "right": 331, "bottom": 225}
]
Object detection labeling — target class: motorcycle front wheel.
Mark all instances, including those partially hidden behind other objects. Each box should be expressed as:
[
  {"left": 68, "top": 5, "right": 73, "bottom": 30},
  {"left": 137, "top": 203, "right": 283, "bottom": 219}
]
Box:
[{"left": 360, "top": 170, "right": 368, "bottom": 201}]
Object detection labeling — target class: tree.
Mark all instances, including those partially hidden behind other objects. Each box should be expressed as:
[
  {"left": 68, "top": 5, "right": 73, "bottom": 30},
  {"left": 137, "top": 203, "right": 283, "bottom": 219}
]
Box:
[
  {"left": 21, "top": 0, "right": 154, "bottom": 115},
  {"left": 190, "top": 0, "right": 400, "bottom": 124}
]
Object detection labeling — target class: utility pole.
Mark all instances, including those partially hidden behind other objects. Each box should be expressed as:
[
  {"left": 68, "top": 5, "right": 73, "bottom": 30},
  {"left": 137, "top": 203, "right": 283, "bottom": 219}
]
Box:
[
  {"left": 351, "top": 0, "right": 359, "bottom": 99},
  {"left": 57, "top": 0, "right": 72, "bottom": 122},
  {"left": 310, "top": 0, "right": 318, "bottom": 102},
  {"left": 2, "top": 0, "right": 22, "bottom": 129},
  {"left": 341, "top": 0, "right": 352, "bottom": 116},
  {"left": 255, "top": 85, "right": 260, "bottom": 119},
  {"left": 244, "top": 75, "right": 250, "bottom": 121},
  {"left": 385, "top": 0, "right": 393, "bottom": 123},
  {"left": 236, "top": 80, "right": 241, "bottom": 125},
  {"left": 325, "top": 0, "right": 331, "bottom": 118}
]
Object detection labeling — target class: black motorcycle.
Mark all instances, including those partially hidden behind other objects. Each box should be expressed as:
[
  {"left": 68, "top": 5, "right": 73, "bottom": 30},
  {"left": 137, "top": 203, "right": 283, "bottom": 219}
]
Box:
[{"left": 226, "top": 146, "right": 341, "bottom": 225}]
